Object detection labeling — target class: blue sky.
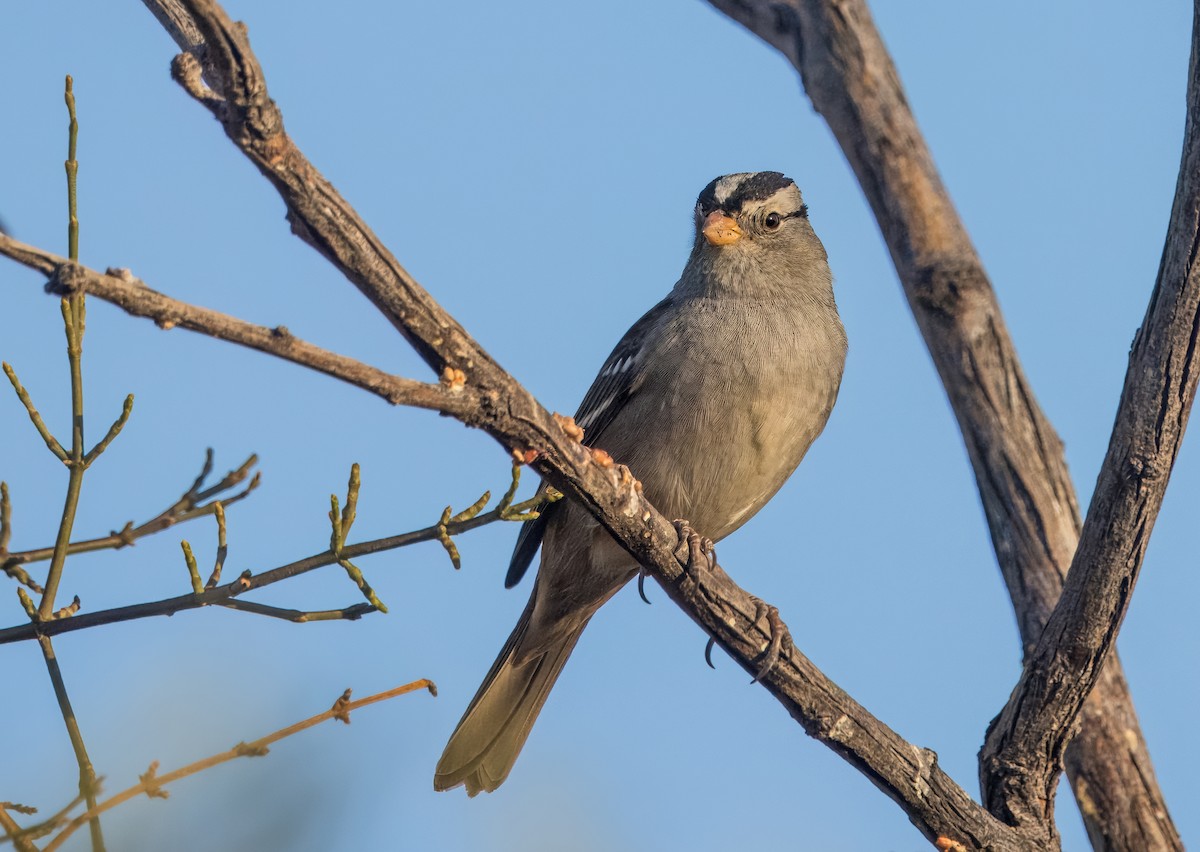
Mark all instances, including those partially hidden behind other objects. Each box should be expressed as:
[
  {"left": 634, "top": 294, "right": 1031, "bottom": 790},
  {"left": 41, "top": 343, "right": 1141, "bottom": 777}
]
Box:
[{"left": 1, "top": 3, "right": 1195, "bottom": 850}]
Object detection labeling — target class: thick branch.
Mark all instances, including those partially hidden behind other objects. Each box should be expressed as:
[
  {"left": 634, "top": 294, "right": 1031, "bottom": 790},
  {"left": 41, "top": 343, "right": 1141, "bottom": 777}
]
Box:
[
  {"left": 981, "top": 7, "right": 1200, "bottom": 828},
  {"left": 122, "top": 1, "right": 1032, "bottom": 845},
  {"left": 704, "top": 1, "right": 1182, "bottom": 848}
]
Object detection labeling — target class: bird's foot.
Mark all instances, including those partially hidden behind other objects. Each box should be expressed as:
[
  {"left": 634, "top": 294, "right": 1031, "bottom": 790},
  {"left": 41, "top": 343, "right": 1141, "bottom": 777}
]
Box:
[
  {"left": 672, "top": 520, "right": 716, "bottom": 578},
  {"left": 672, "top": 520, "right": 721, "bottom": 668},
  {"left": 749, "top": 597, "right": 790, "bottom": 684}
]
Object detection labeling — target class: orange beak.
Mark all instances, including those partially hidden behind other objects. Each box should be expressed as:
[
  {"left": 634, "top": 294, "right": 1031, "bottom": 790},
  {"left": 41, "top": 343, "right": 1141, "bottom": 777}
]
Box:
[{"left": 701, "top": 210, "right": 743, "bottom": 246}]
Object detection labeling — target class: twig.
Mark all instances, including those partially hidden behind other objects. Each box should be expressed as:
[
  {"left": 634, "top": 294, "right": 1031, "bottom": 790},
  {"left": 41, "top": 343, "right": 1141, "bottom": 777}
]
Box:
[
  {"left": 28, "top": 74, "right": 108, "bottom": 852},
  {"left": 3, "top": 793, "right": 86, "bottom": 848},
  {"left": 41, "top": 680, "right": 437, "bottom": 852},
  {"left": 0, "top": 468, "right": 557, "bottom": 644},
  {"left": 1, "top": 363, "right": 68, "bottom": 462},
  {"left": 0, "top": 450, "right": 259, "bottom": 572},
  {"left": 38, "top": 635, "right": 104, "bottom": 852},
  {"left": 83, "top": 394, "right": 134, "bottom": 467},
  {"left": 219, "top": 599, "right": 375, "bottom": 622},
  {"left": 0, "top": 806, "right": 39, "bottom": 852},
  {"left": 205, "top": 501, "right": 227, "bottom": 588},
  {"left": 329, "top": 464, "right": 387, "bottom": 613},
  {"left": 0, "top": 235, "right": 475, "bottom": 418}
]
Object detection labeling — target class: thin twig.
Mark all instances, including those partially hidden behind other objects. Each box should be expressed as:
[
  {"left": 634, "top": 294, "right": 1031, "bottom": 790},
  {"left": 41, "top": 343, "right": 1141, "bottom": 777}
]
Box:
[
  {"left": 38, "top": 635, "right": 104, "bottom": 852},
  {"left": 2, "top": 793, "right": 86, "bottom": 848},
  {"left": 83, "top": 394, "right": 134, "bottom": 467},
  {"left": 41, "top": 680, "right": 436, "bottom": 852},
  {"left": 0, "top": 235, "right": 475, "bottom": 418},
  {"left": 0, "top": 806, "right": 39, "bottom": 852},
  {"left": 1, "top": 363, "right": 68, "bottom": 462},
  {"left": 27, "top": 74, "right": 109, "bottom": 852},
  {"left": 219, "top": 599, "right": 375, "bottom": 622},
  {"left": 0, "top": 451, "right": 259, "bottom": 571},
  {"left": 0, "top": 475, "right": 556, "bottom": 644}
]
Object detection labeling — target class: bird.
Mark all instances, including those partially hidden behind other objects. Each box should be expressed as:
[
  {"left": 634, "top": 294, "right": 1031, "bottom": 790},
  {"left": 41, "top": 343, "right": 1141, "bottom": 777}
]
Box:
[{"left": 434, "top": 171, "right": 847, "bottom": 796}]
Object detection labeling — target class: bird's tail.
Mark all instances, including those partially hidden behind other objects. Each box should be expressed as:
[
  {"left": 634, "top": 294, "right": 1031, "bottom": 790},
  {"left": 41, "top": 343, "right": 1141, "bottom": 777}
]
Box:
[{"left": 434, "top": 601, "right": 586, "bottom": 796}]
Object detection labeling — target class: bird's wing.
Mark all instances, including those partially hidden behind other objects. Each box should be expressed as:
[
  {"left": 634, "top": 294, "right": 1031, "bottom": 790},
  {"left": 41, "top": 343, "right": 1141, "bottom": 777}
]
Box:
[
  {"left": 503, "top": 296, "right": 673, "bottom": 588},
  {"left": 571, "top": 295, "right": 672, "bottom": 444}
]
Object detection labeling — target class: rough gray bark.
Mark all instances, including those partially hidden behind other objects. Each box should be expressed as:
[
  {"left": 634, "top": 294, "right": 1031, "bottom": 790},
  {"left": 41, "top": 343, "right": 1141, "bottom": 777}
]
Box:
[{"left": 702, "top": 1, "right": 1187, "bottom": 849}]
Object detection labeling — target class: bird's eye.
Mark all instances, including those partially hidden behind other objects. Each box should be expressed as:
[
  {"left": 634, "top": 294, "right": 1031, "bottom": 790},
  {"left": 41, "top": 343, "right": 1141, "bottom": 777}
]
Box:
[{"left": 764, "top": 212, "right": 782, "bottom": 230}]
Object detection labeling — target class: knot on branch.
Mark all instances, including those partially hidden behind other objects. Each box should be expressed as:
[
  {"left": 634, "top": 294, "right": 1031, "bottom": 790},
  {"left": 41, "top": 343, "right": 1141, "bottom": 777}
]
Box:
[
  {"left": 139, "top": 761, "right": 169, "bottom": 800},
  {"left": 104, "top": 267, "right": 140, "bottom": 285},
  {"left": 111, "top": 522, "right": 137, "bottom": 548},
  {"left": 233, "top": 741, "right": 269, "bottom": 758},
  {"left": 44, "top": 262, "right": 88, "bottom": 297},
  {"left": 910, "top": 260, "right": 990, "bottom": 324},
  {"left": 331, "top": 688, "right": 353, "bottom": 724},
  {"left": 171, "top": 52, "right": 223, "bottom": 110}
]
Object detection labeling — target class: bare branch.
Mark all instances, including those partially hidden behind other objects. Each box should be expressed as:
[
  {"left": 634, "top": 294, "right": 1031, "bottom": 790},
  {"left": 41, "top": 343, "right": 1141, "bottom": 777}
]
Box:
[
  {"left": 0, "top": 805, "right": 39, "bottom": 852},
  {"left": 0, "top": 450, "right": 258, "bottom": 572},
  {"left": 40, "top": 680, "right": 437, "bottom": 852},
  {"left": 703, "top": 0, "right": 1182, "bottom": 847},
  {"left": 981, "top": 6, "right": 1200, "bottom": 829},
  {"left": 219, "top": 599, "right": 375, "bottom": 622},
  {"left": 0, "top": 235, "right": 473, "bottom": 416},
  {"left": 36, "top": 636, "right": 105, "bottom": 851},
  {"left": 0, "top": 469, "right": 555, "bottom": 645},
  {"left": 117, "top": 1, "right": 1034, "bottom": 845}
]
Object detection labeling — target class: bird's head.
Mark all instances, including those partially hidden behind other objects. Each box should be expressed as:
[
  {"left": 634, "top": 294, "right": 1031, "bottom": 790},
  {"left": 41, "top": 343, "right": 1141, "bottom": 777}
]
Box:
[{"left": 684, "top": 171, "right": 829, "bottom": 298}]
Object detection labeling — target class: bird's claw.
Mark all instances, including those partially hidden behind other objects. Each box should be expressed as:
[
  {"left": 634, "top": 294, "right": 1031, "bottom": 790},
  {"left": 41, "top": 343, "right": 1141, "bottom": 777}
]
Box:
[
  {"left": 749, "top": 596, "right": 789, "bottom": 684},
  {"left": 673, "top": 520, "right": 716, "bottom": 578},
  {"left": 671, "top": 520, "right": 722, "bottom": 668},
  {"left": 637, "top": 571, "right": 652, "bottom": 605},
  {"left": 644, "top": 520, "right": 716, "bottom": 607}
]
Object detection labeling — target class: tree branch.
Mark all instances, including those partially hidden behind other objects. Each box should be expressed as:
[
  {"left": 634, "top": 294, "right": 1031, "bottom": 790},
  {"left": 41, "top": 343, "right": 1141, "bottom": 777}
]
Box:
[
  {"left": 37, "top": 680, "right": 437, "bottom": 852},
  {"left": 980, "top": 4, "right": 1200, "bottom": 830},
  {"left": 1, "top": 449, "right": 258, "bottom": 578},
  {"left": 0, "top": 234, "right": 472, "bottom": 416},
  {"left": 0, "top": 467, "right": 552, "bottom": 645},
  {"left": 702, "top": 1, "right": 1183, "bottom": 848},
  {"left": 117, "top": 0, "right": 1038, "bottom": 846}
]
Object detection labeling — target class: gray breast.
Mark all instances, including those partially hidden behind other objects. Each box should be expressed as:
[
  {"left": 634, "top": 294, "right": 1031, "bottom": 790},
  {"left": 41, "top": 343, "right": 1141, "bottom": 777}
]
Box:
[{"left": 604, "top": 296, "right": 845, "bottom": 541}]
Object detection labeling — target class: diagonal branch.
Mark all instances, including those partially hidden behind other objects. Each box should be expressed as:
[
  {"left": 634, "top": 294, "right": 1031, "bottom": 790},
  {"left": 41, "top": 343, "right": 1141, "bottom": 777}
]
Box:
[
  {"left": 980, "top": 6, "right": 1200, "bottom": 831},
  {"left": 703, "top": 0, "right": 1183, "bottom": 848},
  {"left": 118, "top": 0, "right": 1038, "bottom": 846},
  {"left": 38, "top": 680, "right": 437, "bottom": 852}
]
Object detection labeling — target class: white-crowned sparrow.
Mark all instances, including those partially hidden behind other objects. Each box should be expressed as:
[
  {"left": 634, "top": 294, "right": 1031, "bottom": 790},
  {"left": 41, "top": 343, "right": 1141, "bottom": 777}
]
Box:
[{"left": 435, "top": 172, "right": 847, "bottom": 795}]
